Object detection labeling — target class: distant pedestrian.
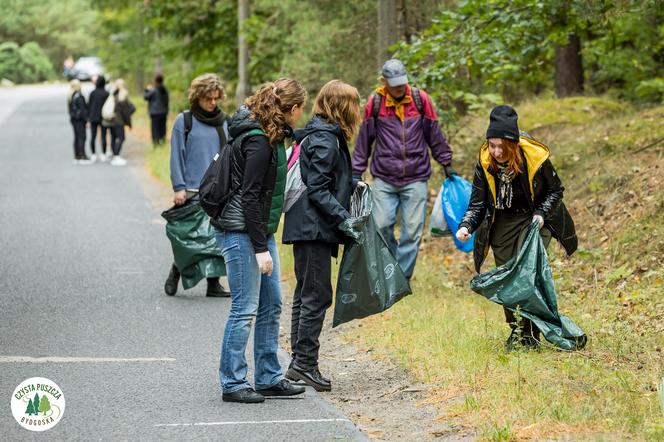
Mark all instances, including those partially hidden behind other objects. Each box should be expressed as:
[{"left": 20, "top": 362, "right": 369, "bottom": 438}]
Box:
[
  {"left": 102, "top": 79, "right": 135, "bottom": 166},
  {"left": 67, "top": 79, "right": 90, "bottom": 164},
  {"left": 144, "top": 74, "right": 169, "bottom": 146},
  {"left": 283, "top": 80, "right": 362, "bottom": 392},
  {"left": 352, "top": 59, "right": 456, "bottom": 280},
  {"left": 456, "top": 105, "right": 577, "bottom": 350},
  {"left": 213, "top": 78, "right": 307, "bottom": 403},
  {"left": 164, "top": 73, "right": 230, "bottom": 298},
  {"left": 87, "top": 75, "right": 111, "bottom": 162}
]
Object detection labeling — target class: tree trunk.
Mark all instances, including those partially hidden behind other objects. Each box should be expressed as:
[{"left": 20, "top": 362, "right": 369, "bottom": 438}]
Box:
[
  {"left": 554, "top": 32, "right": 583, "bottom": 97},
  {"left": 377, "top": 0, "right": 398, "bottom": 70},
  {"left": 236, "top": 0, "right": 251, "bottom": 106}
]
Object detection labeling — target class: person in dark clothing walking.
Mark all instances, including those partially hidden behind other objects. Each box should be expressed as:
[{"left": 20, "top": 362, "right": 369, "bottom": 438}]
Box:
[
  {"left": 213, "top": 78, "right": 307, "bottom": 404},
  {"left": 88, "top": 75, "right": 110, "bottom": 162},
  {"left": 282, "top": 80, "right": 363, "bottom": 391},
  {"left": 164, "top": 73, "right": 230, "bottom": 298},
  {"left": 456, "top": 105, "right": 577, "bottom": 351},
  {"left": 144, "top": 74, "right": 169, "bottom": 146},
  {"left": 68, "top": 79, "right": 90, "bottom": 164}
]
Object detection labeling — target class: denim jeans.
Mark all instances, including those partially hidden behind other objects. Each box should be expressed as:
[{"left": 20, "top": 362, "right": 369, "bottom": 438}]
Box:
[
  {"left": 215, "top": 231, "right": 283, "bottom": 393},
  {"left": 372, "top": 177, "right": 428, "bottom": 279}
]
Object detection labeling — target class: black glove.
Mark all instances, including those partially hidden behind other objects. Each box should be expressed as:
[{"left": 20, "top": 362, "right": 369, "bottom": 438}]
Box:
[{"left": 443, "top": 164, "right": 458, "bottom": 178}]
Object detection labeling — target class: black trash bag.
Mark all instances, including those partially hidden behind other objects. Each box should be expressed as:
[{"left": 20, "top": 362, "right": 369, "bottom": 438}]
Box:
[
  {"left": 333, "top": 185, "right": 412, "bottom": 327},
  {"left": 161, "top": 199, "right": 226, "bottom": 290},
  {"left": 470, "top": 221, "right": 587, "bottom": 350}
]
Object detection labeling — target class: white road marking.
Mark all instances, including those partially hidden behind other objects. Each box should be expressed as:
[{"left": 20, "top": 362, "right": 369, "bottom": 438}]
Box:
[
  {"left": 0, "top": 356, "right": 176, "bottom": 363},
  {"left": 155, "top": 418, "right": 351, "bottom": 428}
]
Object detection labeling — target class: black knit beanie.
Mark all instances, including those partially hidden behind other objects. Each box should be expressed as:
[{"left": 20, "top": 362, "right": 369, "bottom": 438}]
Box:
[{"left": 486, "top": 105, "right": 519, "bottom": 141}]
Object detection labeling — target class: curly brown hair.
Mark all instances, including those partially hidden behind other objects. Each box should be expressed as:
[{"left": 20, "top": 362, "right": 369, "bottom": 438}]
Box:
[
  {"left": 312, "top": 80, "right": 362, "bottom": 141},
  {"left": 188, "top": 73, "right": 226, "bottom": 107},
  {"left": 245, "top": 78, "right": 307, "bottom": 145}
]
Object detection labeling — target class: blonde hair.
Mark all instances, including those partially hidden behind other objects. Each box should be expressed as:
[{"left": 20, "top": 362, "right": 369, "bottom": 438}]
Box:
[
  {"left": 488, "top": 138, "right": 523, "bottom": 176},
  {"left": 188, "top": 73, "right": 226, "bottom": 107},
  {"left": 312, "top": 80, "right": 362, "bottom": 141},
  {"left": 68, "top": 79, "right": 81, "bottom": 102},
  {"left": 245, "top": 77, "right": 307, "bottom": 145}
]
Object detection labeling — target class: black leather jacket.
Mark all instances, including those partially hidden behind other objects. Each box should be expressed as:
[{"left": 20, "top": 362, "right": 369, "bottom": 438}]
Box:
[
  {"left": 282, "top": 116, "right": 354, "bottom": 245},
  {"left": 460, "top": 136, "right": 577, "bottom": 272}
]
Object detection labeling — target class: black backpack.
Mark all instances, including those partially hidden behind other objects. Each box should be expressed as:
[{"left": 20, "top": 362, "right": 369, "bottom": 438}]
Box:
[
  {"left": 199, "top": 128, "right": 264, "bottom": 219},
  {"left": 371, "top": 87, "right": 424, "bottom": 121}
]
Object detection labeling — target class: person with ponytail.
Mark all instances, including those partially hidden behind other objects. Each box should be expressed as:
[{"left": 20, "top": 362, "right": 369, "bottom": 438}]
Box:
[
  {"left": 282, "top": 80, "right": 362, "bottom": 391},
  {"left": 213, "top": 78, "right": 307, "bottom": 403}
]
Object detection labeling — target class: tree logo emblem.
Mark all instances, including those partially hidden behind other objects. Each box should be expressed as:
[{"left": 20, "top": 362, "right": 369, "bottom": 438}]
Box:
[{"left": 11, "top": 377, "right": 65, "bottom": 432}]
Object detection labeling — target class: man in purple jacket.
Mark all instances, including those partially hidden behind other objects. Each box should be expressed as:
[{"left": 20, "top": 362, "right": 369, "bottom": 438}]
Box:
[{"left": 352, "top": 59, "right": 456, "bottom": 280}]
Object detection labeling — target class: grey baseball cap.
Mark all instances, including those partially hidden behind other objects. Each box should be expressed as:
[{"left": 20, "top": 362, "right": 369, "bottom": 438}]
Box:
[{"left": 381, "top": 59, "right": 408, "bottom": 87}]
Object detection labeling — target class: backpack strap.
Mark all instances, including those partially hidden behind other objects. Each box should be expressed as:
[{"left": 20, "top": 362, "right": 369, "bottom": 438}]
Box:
[
  {"left": 371, "top": 93, "right": 383, "bottom": 122},
  {"left": 183, "top": 110, "right": 193, "bottom": 146},
  {"left": 411, "top": 87, "right": 424, "bottom": 116}
]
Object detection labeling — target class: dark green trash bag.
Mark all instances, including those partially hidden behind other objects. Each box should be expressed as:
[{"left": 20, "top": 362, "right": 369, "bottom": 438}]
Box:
[
  {"left": 161, "top": 199, "right": 226, "bottom": 290},
  {"left": 470, "top": 221, "right": 587, "bottom": 350},
  {"left": 333, "top": 186, "right": 412, "bottom": 327}
]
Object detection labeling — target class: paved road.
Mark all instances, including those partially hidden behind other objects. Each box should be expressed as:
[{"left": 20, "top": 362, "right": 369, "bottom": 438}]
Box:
[{"left": 0, "top": 85, "right": 366, "bottom": 441}]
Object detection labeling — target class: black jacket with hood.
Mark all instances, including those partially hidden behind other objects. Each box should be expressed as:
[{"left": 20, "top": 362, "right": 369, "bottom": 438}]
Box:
[
  {"left": 282, "top": 116, "right": 354, "bottom": 245},
  {"left": 68, "top": 91, "right": 88, "bottom": 122},
  {"left": 88, "top": 76, "right": 109, "bottom": 124},
  {"left": 459, "top": 135, "right": 577, "bottom": 272},
  {"left": 212, "top": 106, "right": 287, "bottom": 253}
]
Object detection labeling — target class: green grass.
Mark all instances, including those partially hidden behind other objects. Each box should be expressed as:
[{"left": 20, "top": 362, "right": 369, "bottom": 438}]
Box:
[{"left": 144, "top": 95, "right": 664, "bottom": 440}]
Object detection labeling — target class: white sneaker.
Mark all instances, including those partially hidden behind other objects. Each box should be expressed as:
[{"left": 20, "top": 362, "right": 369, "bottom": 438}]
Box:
[
  {"left": 90, "top": 154, "right": 97, "bottom": 163},
  {"left": 110, "top": 156, "right": 127, "bottom": 166},
  {"left": 98, "top": 153, "right": 107, "bottom": 162},
  {"left": 77, "top": 157, "right": 92, "bottom": 165}
]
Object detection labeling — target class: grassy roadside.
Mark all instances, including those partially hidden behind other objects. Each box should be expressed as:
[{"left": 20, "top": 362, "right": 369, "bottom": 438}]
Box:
[
  {"left": 142, "top": 95, "right": 664, "bottom": 440},
  {"left": 348, "top": 97, "right": 664, "bottom": 440}
]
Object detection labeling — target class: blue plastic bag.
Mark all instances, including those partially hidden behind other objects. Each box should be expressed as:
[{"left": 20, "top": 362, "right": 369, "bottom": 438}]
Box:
[{"left": 442, "top": 176, "right": 474, "bottom": 253}]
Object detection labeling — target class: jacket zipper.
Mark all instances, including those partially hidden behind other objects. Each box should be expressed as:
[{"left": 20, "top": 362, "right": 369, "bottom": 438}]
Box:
[{"left": 401, "top": 120, "right": 406, "bottom": 178}]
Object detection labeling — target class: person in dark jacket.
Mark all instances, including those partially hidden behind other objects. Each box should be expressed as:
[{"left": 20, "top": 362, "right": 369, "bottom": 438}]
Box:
[
  {"left": 213, "top": 78, "right": 307, "bottom": 404},
  {"left": 144, "top": 74, "right": 169, "bottom": 147},
  {"left": 88, "top": 75, "right": 110, "bottom": 162},
  {"left": 282, "top": 80, "right": 362, "bottom": 391},
  {"left": 102, "top": 79, "right": 135, "bottom": 166},
  {"left": 67, "top": 79, "right": 90, "bottom": 164},
  {"left": 456, "top": 105, "right": 577, "bottom": 351},
  {"left": 164, "top": 73, "right": 230, "bottom": 298},
  {"left": 352, "top": 59, "right": 456, "bottom": 280}
]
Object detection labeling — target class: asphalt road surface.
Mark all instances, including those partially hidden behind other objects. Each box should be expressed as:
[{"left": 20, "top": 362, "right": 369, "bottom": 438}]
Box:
[{"left": 0, "top": 84, "right": 366, "bottom": 441}]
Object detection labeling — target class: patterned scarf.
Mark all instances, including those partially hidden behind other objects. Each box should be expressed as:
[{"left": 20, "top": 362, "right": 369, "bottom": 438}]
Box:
[
  {"left": 496, "top": 163, "right": 515, "bottom": 209},
  {"left": 376, "top": 86, "right": 412, "bottom": 123}
]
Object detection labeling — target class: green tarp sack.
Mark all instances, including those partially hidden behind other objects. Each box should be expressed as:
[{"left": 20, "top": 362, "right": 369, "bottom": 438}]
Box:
[
  {"left": 334, "top": 185, "right": 412, "bottom": 327},
  {"left": 161, "top": 199, "right": 226, "bottom": 290},
  {"left": 470, "top": 221, "right": 587, "bottom": 350}
]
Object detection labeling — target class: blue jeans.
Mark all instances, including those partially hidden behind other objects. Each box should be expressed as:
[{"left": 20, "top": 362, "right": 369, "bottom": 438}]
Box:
[
  {"left": 215, "top": 231, "right": 283, "bottom": 393},
  {"left": 372, "top": 177, "right": 428, "bottom": 279}
]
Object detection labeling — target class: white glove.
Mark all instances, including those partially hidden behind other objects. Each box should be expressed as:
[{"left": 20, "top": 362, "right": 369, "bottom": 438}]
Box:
[
  {"left": 255, "top": 251, "right": 273, "bottom": 276},
  {"left": 456, "top": 226, "right": 471, "bottom": 242},
  {"left": 533, "top": 214, "right": 544, "bottom": 230},
  {"left": 357, "top": 181, "right": 367, "bottom": 189}
]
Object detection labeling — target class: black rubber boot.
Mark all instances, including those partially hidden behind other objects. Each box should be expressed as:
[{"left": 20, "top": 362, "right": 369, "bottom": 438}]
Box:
[{"left": 164, "top": 264, "right": 180, "bottom": 296}]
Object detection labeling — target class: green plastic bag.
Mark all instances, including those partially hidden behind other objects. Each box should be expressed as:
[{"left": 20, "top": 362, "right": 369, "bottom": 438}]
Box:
[
  {"left": 470, "top": 221, "right": 587, "bottom": 350},
  {"left": 161, "top": 200, "right": 226, "bottom": 290},
  {"left": 334, "top": 186, "right": 412, "bottom": 327}
]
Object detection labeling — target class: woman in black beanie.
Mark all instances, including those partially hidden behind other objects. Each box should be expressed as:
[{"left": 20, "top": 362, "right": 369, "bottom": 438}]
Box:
[{"left": 455, "top": 105, "right": 577, "bottom": 350}]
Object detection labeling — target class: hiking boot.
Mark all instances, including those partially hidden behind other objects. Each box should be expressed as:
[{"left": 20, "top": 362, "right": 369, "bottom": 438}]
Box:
[
  {"left": 206, "top": 278, "right": 230, "bottom": 297},
  {"left": 286, "top": 362, "right": 331, "bottom": 392},
  {"left": 164, "top": 264, "right": 180, "bottom": 296},
  {"left": 505, "top": 329, "right": 520, "bottom": 352}
]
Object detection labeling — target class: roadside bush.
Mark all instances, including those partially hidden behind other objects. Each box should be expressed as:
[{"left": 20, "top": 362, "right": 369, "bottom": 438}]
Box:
[{"left": 0, "top": 41, "right": 54, "bottom": 83}]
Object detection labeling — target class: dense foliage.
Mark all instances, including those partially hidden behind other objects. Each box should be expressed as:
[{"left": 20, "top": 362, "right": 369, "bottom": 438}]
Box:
[{"left": 0, "top": 41, "right": 53, "bottom": 83}]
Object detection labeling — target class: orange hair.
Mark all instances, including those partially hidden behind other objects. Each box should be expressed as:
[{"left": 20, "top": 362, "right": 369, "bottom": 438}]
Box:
[{"left": 488, "top": 139, "right": 523, "bottom": 175}]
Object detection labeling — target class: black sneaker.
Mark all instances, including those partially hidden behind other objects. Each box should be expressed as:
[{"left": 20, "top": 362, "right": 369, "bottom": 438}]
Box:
[
  {"left": 257, "top": 379, "right": 305, "bottom": 397},
  {"left": 222, "top": 388, "right": 265, "bottom": 403},
  {"left": 206, "top": 278, "right": 230, "bottom": 297},
  {"left": 164, "top": 264, "right": 180, "bottom": 296}
]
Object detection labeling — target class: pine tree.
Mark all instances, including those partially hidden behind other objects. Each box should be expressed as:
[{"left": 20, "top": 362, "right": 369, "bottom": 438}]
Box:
[
  {"left": 39, "top": 395, "right": 51, "bottom": 415},
  {"left": 32, "top": 393, "right": 40, "bottom": 414},
  {"left": 25, "top": 398, "right": 35, "bottom": 416}
]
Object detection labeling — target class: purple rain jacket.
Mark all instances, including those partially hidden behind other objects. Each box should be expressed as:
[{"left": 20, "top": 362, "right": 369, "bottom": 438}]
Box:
[{"left": 352, "top": 86, "right": 453, "bottom": 187}]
